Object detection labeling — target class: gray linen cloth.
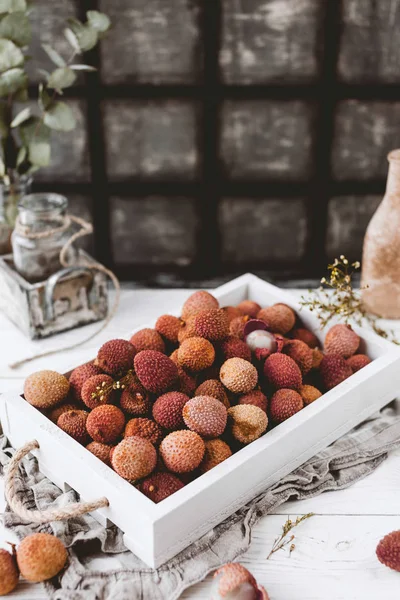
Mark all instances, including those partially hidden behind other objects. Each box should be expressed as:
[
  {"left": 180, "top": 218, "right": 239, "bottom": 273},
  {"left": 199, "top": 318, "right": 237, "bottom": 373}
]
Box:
[{"left": 1, "top": 401, "right": 400, "bottom": 600}]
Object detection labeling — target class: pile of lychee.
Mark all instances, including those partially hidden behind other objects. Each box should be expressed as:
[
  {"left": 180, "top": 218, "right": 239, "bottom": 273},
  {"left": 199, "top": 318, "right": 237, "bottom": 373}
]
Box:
[{"left": 22, "top": 290, "right": 372, "bottom": 504}]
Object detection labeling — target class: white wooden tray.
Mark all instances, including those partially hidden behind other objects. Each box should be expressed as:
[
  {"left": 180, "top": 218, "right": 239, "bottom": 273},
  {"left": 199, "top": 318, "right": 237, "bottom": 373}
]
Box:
[{"left": 2, "top": 274, "right": 400, "bottom": 568}]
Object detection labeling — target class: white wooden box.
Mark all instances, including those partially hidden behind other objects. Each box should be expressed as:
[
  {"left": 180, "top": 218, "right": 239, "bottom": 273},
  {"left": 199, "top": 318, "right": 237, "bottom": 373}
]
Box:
[{"left": 2, "top": 274, "right": 400, "bottom": 569}]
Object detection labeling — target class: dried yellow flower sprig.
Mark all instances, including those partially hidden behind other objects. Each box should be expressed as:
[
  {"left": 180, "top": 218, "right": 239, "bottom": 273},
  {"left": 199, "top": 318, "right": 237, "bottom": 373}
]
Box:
[
  {"left": 266, "top": 513, "right": 314, "bottom": 560},
  {"left": 300, "top": 256, "right": 399, "bottom": 344}
]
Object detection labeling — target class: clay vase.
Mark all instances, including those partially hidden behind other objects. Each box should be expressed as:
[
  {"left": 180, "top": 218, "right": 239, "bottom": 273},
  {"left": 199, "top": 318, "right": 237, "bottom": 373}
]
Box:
[{"left": 361, "top": 150, "right": 400, "bottom": 318}]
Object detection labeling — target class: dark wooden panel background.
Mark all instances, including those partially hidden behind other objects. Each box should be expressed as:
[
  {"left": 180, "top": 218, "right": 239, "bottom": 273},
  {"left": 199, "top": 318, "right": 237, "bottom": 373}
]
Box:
[{"left": 29, "top": 0, "right": 400, "bottom": 285}]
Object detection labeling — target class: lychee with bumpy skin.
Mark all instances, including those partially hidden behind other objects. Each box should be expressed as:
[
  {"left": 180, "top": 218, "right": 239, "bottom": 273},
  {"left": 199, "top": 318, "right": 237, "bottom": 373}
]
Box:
[
  {"left": 220, "top": 336, "right": 252, "bottom": 362},
  {"left": 95, "top": 339, "right": 136, "bottom": 376},
  {"left": 312, "top": 347, "right": 324, "bottom": 369},
  {"left": 177, "top": 337, "right": 215, "bottom": 372},
  {"left": 68, "top": 362, "right": 103, "bottom": 401},
  {"left": 86, "top": 441, "right": 112, "bottom": 465},
  {"left": 238, "top": 390, "right": 268, "bottom": 413},
  {"left": 134, "top": 350, "right": 179, "bottom": 394},
  {"left": 291, "top": 327, "right": 319, "bottom": 349},
  {"left": 222, "top": 306, "right": 242, "bottom": 323},
  {"left": 181, "top": 290, "right": 219, "bottom": 320},
  {"left": 194, "top": 309, "right": 229, "bottom": 341},
  {"left": 195, "top": 379, "right": 230, "bottom": 408},
  {"left": 57, "top": 410, "right": 89, "bottom": 445},
  {"left": 0, "top": 547, "right": 19, "bottom": 595},
  {"left": 81, "top": 374, "right": 116, "bottom": 409},
  {"left": 177, "top": 316, "right": 197, "bottom": 343},
  {"left": 237, "top": 300, "right": 261, "bottom": 318},
  {"left": 24, "top": 370, "right": 69, "bottom": 409},
  {"left": 86, "top": 405, "right": 125, "bottom": 444},
  {"left": 137, "top": 472, "right": 184, "bottom": 503},
  {"left": 347, "top": 354, "right": 371, "bottom": 373},
  {"left": 160, "top": 430, "right": 205, "bottom": 473},
  {"left": 120, "top": 386, "right": 151, "bottom": 416},
  {"left": 257, "top": 303, "right": 296, "bottom": 335},
  {"left": 283, "top": 339, "right": 313, "bottom": 375},
  {"left": 270, "top": 389, "right": 303, "bottom": 423},
  {"left": 124, "top": 418, "right": 163, "bottom": 445},
  {"left": 183, "top": 396, "right": 227, "bottom": 438},
  {"left": 299, "top": 384, "right": 322, "bottom": 406},
  {"left": 324, "top": 324, "right": 360, "bottom": 358},
  {"left": 155, "top": 314, "right": 182, "bottom": 344},
  {"left": 229, "top": 315, "right": 249, "bottom": 339},
  {"left": 376, "top": 530, "right": 400, "bottom": 572},
  {"left": 228, "top": 405, "right": 268, "bottom": 443},
  {"left": 320, "top": 354, "right": 352, "bottom": 390},
  {"left": 175, "top": 366, "right": 197, "bottom": 396},
  {"left": 211, "top": 563, "right": 269, "bottom": 600},
  {"left": 111, "top": 436, "right": 157, "bottom": 481},
  {"left": 16, "top": 533, "right": 67, "bottom": 583},
  {"left": 152, "top": 391, "right": 189, "bottom": 430},
  {"left": 130, "top": 328, "right": 165, "bottom": 353},
  {"left": 263, "top": 353, "right": 302, "bottom": 390},
  {"left": 200, "top": 439, "right": 232, "bottom": 473},
  {"left": 220, "top": 358, "right": 258, "bottom": 394},
  {"left": 48, "top": 402, "right": 79, "bottom": 424}
]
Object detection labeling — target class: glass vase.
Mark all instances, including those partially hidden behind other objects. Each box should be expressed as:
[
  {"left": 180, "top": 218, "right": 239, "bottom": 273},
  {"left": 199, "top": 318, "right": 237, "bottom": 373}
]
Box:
[{"left": 0, "top": 173, "right": 32, "bottom": 255}]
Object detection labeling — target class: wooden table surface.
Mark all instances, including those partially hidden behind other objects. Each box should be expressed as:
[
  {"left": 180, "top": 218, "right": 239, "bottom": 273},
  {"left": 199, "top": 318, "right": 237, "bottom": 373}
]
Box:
[{"left": 1, "top": 288, "right": 400, "bottom": 599}]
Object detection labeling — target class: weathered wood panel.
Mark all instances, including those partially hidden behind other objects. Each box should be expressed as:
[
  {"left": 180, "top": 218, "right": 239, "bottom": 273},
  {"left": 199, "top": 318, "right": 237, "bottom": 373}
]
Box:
[
  {"left": 110, "top": 196, "right": 197, "bottom": 265},
  {"left": 99, "top": 0, "right": 202, "bottom": 84},
  {"left": 338, "top": 0, "right": 400, "bottom": 82},
  {"left": 220, "top": 0, "right": 323, "bottom": 83},
  {"left": 326, "top": 195, "right": 381, "bottom": 261},
  {"left": 219, "top": 198, "right": 307, "bottom": 262},
  {"left": 104, "top": 101, "right": 199, "bottom": 180},
  {"left": 221, "top": 101, "right": 314, "bottom": 180},
  {"left": 332, "top": 101, "right": 400, "bottom": 180}
]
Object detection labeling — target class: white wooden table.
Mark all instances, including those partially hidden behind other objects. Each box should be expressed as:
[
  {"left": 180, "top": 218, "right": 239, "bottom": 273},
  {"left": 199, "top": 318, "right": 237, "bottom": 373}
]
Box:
[{"left": 1, "top": 289, "right": 400, "bottom": 599}]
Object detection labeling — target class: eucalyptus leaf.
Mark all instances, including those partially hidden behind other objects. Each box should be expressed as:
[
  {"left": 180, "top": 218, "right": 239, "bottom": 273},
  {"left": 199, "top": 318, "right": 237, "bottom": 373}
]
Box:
[
  {"left": 42, "top": 44, "right": 66, "bottom": 68},
  {"left": 0, "top": 38, "right": 24, "bottom": 72},
  {"left": 0, "top": 155, "right": 5, "bottom": 177},
  {"left": 67, "top": 18, "right": 98, "bottom": 51},
  {"left": 0, "top": 67, "right": 26, "bottom": 97},
  {"left": 16, "top": 145, "right": 26, "bottom": 167},
  {"left": 87, "top": 10, "right": 110, "bottom": 33},
  {"left": 29, "top": 140, "right": 50, "bottom": 167},
  {"left": 0, "top": 13, "right": 31, "bottom": 47},
  {"left": 38, "top": 82, "right": 51, "bottom": 111},
  {"left": 10, "top": 106, "right": 30, "bottom": 127},
  {"left": 0, "top": 0, "right": 26, "bottom": 13},
  {"left": 64, "top": 27, "right": 80, "bottom": 53},
  {"left": 19, "top": 116, "right": 50, "bottom": 145},
  {"left": 44, "top": 101, "right": 75, "bottom": 132},
  {"left": 70, "top": 64, "right": 96, "bottom": 71},
  {"left": 13, "top": 83, "right": 27, "bottom": 101},
  {"left": 47, "top": 66, "right": 76, "bottom": 90}
]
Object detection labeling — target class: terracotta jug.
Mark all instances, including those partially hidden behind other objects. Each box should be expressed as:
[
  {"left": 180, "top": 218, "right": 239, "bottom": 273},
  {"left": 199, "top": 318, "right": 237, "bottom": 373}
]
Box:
[{"left": 361, "top": 149, "right": 400, "bottom": 318}]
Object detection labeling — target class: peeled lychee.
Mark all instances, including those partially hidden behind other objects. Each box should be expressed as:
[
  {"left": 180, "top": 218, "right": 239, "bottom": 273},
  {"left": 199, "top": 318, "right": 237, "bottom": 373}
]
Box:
[
  {"left": 195, "top": 379, "right": 230, "bottom": 408},
  {"left": 220, "top": 358, "right": 258, "bottom": 394},
  {"left": 200, "top": 439, "right": 232, "bottom": 473},
  {"left": 183, "top": 396, "right": 227, "bottom": 438},
  {"left": 347, "top": 354, "right": 371, "bottom": 373},
  {"left": 86, "top": 405, "right": 125, "bottom": 444},
  {"left": 238, "top": 390, "right": 268, "bottom": 413},
  {"left": 299, "top": 384, "right": 322, "bottom": 406},
  {"left": 137, "top": 472, "right": 184, "bottom": 503},
  {"left": 220, "top": 336, "right": 252, "bottom": 362},
  {"left": 291, "top": 327, "right": 319, "bottom": 348},
  {"left": 320, "top": 354, "right": 352, "bottom": 390},
  {"left": 130, "top": 328, "right": 165, "bottom": 353},
  {"left": 152, "top": 391, "right": 189, "bottom": 430},
  {"left": 237, "top": 300, "right": 261, "bottom": 318},
  {"left": 181, "top": 290, "right": 219, "bottom": 320},
  {"left": 0, "top": 547, "right": 19, "bottom": 595},
  {"left": 155, "top": 314, "right": 182, "bottom": 344},
  {"left": 24, "top": 370, "right": 69, "bottom": 409},
  {"left": 283, "top": 339, "right": 313, "bottom": 375},
  {"left": 270, "top": 389, "right": 303, "bottom": 423},
  {"left": 124, "top": 418, "right": 163, "bottom": 445},
  {"left": 95, "top": 339, "right": 136, "bottom": 376},
  {"left": 178, "top": 337, "right": 215, "bottom": 372},
  {"left": 228, "top": 405, "right": 268, "bottom": 443},
  {"left": 57, "top": 409, "right": 89, "bottom": 445},
  {"left": 258, "top": 303, "right": 296, "bottom": 335},
  {"left": 194, "top": 309, "right": 229, "bottom": 341},
  {"left": 324, "top": 324, "right": 360, "bottom": 358},
  {"left": 17, "top": 533, "right": 67, "bottom": 583},
  {"left": 134, "top": 350, "right": 179, "bottom": 394},
  {"left": 86, "top": 441, "right": 112, "bottom": 466},
  {"left": 111, "top": 436, "right": 157, "bottom": 481},
  {"left": 264, "top": 353, "right": 302, "bottom": 390},
  {"left": 68, "top": 362, "right": 103, "bottom": 401},
  {"left": 81, "top": 374, "right": 116, "bottom": 409},
  {"left": 160, "top": 430, "right": 205, "bottom": 473},
  {"left": 376, "top": 530, "right": 400, "bottom": 572}
]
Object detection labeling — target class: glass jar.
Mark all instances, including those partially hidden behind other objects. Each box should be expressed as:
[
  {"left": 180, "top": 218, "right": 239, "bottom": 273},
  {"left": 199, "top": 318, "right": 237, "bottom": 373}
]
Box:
[
  {"left": 11, "top": 193, "right": 77, "bottom": 283},
  {"left": 0, "top": 173, "right": 32, "bottom": 255}
]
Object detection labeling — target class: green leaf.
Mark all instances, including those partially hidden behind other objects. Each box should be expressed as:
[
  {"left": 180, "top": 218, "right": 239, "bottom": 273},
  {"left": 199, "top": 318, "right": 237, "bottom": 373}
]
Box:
[
  {"left": 44, "top": 101, "right": 75, "bottom": 131},
  {"left": 19, "top": 116, "right": 50, "bottom": 145},
  {"left": 64, "top": 28, "right": 80, "bottom": 53},
  {"left": 70, "top": 63, "right": 96, "bottom": 71},
  {"left": 29, "top": 140, "right": 50, "bottom": 167},
  {"left": 0, "top": 13, "right": 31, "bottom": 47},
  {"left": 47, "top": 66, "right": 76, "bottom": 91},
  {"left": 10, "top": 106, "right": 30, "bottom": 127},
  {"left": 42, "top": 44, "right": 66, "bottom": 68},
  {"left": 0, "top": 38, "right": 24, "bottom": 72},
  {"left": 87, "top": 10, "right": 111, "bottom": 33},
  {"left": 0, "top": 0, "right": 26, "bottom": 13},
  {"left": 16, "top": 145, "right": 26, "bottom": 166},
  {"left": 0, "top": 155, "right": 5, "bottom": 177},
  {"left": 67, "top": 18, "right": 98, "bottom": 51},
  {"left": 0, "top": 67, "right": 27, "bottom": 96},
  {"left": 38, "top": 82, "right": 51, "bottom": 111}
]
